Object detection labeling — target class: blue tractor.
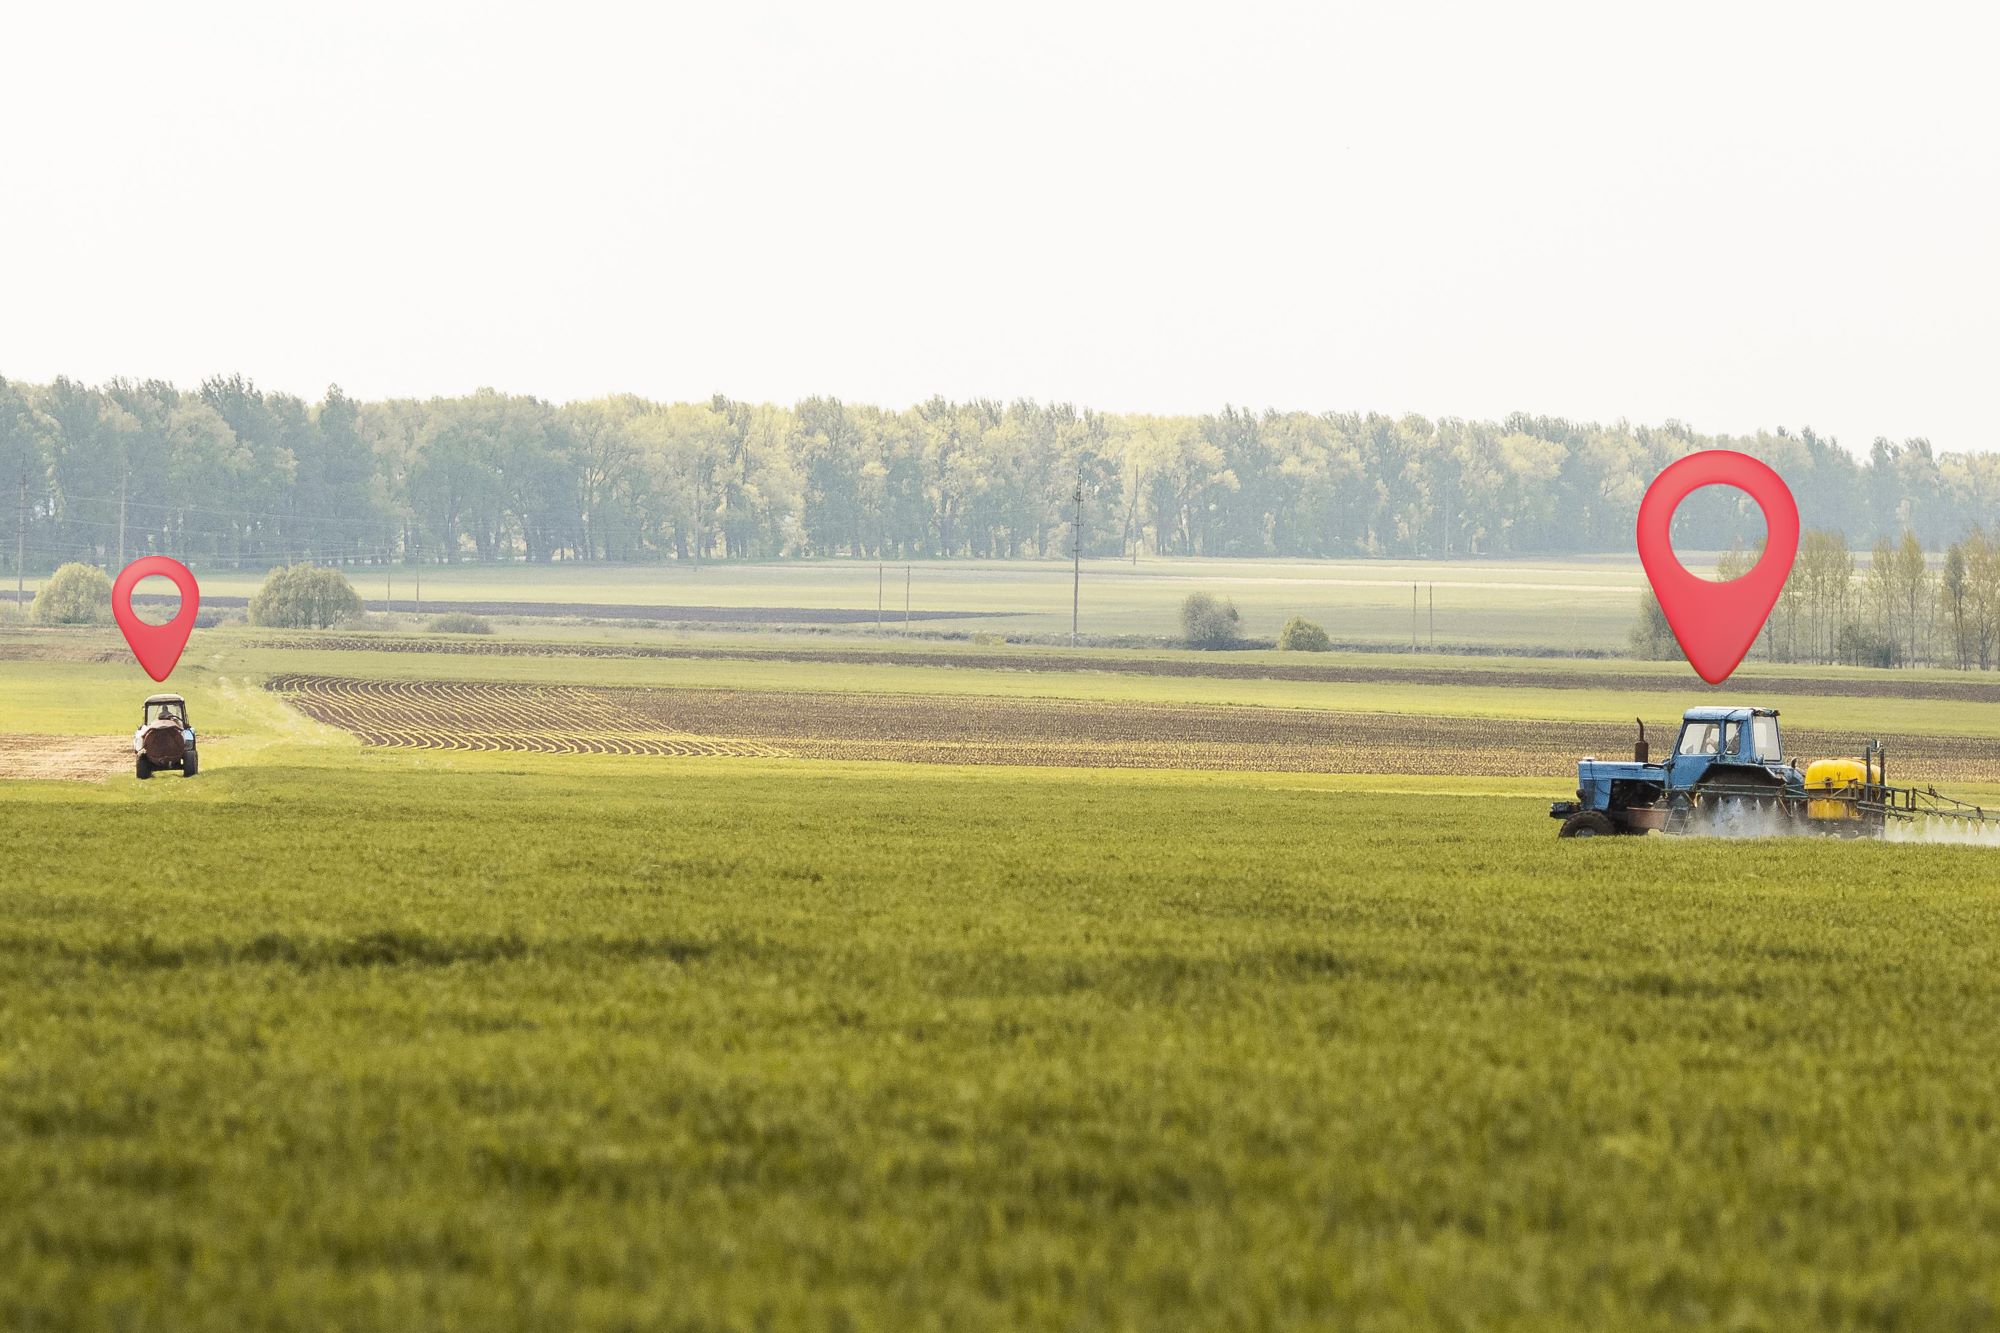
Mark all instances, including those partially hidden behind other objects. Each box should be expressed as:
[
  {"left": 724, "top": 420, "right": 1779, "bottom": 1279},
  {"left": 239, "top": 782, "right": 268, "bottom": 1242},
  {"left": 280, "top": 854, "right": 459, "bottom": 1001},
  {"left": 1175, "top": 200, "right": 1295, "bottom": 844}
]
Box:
[{"left": 1550, "top": 706, "right": 1803, "bottom": 837}]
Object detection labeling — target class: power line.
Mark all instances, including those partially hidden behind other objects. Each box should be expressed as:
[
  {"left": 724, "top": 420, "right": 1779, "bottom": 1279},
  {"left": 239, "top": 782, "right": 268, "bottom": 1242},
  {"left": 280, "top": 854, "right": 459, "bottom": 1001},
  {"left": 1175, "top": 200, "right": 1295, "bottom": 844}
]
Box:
[{"left": 31, "top": 490, "right": 397, "bottom": 531}]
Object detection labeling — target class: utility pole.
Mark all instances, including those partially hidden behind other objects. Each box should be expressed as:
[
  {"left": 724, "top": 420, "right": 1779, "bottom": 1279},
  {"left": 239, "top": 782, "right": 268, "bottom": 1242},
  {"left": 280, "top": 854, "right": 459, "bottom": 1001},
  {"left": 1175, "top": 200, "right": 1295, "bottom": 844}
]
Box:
[
  {"left": 118, "top": 471, "right": 127, "bottom": 567},
  {"left": 904, "top": 565, "right": 911, "bottom": 635},
  {"left": 1429, "top": 585, "right": 1435, "bottom": 650},
  {"left": 1412, "top": 582, "right": 1419, "bottom": 651},
  {"left": 15, "top": 470, "right": 26, "bottom": 610},
  {"left": 877, "top": 561, "right": 883, "bottom": 634},
  {"left": 1071, "top": 469, "right": 1083, "bottom": 648}
]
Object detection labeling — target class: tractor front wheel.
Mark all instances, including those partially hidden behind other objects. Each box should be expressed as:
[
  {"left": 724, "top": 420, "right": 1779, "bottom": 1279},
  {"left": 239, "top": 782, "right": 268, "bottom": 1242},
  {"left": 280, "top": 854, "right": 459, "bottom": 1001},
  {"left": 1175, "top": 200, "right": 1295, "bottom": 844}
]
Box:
[
  {"left": 136, "top": 754, "right": 153, "bottom": 781},
  {"left": 1559, "top": 810, "right": 1617, "bottom": 839}
]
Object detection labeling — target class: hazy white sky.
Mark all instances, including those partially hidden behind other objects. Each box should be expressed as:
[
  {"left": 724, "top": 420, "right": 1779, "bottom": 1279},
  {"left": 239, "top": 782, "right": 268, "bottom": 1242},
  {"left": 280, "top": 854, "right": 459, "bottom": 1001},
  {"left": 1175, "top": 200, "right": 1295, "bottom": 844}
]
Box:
[{"left": 3, "top": 1, "right": 1995, "bottom": 451}]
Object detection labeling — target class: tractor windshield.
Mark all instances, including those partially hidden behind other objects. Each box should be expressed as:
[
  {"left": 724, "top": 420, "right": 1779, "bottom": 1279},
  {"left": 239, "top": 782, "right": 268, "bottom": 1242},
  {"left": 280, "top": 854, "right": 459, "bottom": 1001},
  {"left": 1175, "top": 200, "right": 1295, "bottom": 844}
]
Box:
[
  {"left": 1750, "top": 714, "right": 1782, "bottom": 762},
  {"left": 1677, "top": 722, "right": 1721, "bottom": 756}
]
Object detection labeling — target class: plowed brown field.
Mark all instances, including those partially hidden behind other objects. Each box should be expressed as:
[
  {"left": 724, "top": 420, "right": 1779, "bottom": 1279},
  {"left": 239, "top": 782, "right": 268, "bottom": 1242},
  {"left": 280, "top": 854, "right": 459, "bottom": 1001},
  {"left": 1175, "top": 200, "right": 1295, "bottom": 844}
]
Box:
[
  {"left": 265, "top": 676, "right": 786, "bottom": 757},
  {"left": 266, "top": 674, "right": 2000, "bottom": 782}
]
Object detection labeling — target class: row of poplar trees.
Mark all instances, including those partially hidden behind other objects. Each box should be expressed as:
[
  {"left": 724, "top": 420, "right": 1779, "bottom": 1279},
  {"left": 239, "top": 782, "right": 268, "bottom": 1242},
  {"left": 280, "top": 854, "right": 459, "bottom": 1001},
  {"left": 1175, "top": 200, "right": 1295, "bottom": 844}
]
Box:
[
  {"left": 3, "top": 374, "right": 1998, "bottom": 575},
  {"left": 1633, "top": 529, "right": 2000, "bottom": 669}
]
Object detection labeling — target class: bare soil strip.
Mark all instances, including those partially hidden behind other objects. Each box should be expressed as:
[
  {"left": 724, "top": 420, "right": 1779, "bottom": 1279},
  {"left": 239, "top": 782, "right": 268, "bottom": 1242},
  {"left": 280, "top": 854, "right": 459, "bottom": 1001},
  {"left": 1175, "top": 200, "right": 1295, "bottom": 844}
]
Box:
[
  {"left": 0, "top": 639, "right": 125, "bottom": 664},
  {"left": 0, "top": 734, "right": 127, "bottom": 781},
  {"left": 245, "top": 635, "right": 2000, "bottom": 705},
  {"left": 266, "top": 675, "right": 2000, "bottom": 783}
]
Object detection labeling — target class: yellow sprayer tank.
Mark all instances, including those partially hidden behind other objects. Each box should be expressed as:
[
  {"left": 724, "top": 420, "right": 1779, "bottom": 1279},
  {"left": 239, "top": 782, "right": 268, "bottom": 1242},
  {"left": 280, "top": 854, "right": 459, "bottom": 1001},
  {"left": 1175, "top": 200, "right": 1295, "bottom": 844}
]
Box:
[{"left": 1805, "top": 756, "right": 1880, "bottom": 821}]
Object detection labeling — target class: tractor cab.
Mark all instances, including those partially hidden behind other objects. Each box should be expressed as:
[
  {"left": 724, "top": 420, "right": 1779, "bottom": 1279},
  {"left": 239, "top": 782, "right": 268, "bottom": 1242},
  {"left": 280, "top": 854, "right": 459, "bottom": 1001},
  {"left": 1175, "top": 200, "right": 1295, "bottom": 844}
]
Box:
[
  {"left": 142, "top": 694, "right": 192, "bottom": 730},
  {"left": 1666, "top": 706, "right": 1788, "bottom": 790}
]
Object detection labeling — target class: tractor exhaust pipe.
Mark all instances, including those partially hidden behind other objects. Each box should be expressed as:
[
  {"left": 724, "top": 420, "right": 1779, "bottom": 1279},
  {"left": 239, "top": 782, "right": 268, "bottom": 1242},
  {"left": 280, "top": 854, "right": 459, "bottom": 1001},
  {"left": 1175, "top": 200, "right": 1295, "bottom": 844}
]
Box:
[{"left": 1634, "top": 718, "right": 1649, "bottom": 764}]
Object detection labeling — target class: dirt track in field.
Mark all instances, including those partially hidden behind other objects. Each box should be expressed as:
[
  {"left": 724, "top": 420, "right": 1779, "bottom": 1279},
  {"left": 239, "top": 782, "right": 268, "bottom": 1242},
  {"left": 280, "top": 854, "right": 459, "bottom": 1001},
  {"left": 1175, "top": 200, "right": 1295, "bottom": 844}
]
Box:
[
  {"left": 265, "top": 675, "right": 2000, "bottom": 783},
  {"left": 244, "top": 635, "right": 2000, "bottom": 705},
  {"left": 169, "top": 595, "right": 1002, "bottom": 624},
  {"left": 0, "top": 735, "right": 127, "bottom": 781}
]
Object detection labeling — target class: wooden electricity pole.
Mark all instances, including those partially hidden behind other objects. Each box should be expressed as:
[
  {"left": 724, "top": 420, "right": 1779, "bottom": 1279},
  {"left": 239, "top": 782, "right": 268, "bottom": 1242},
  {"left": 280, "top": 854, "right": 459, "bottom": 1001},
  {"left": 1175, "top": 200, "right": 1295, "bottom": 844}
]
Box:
[
  {"left": 15, "top": 470, "right": 26, "bottom": 609},
  {"left": 904, "top": 565, "right": 911, "bottom": 635},
  {"left": 1071, "top": 471, "right": 1083, "bottom": 648}
]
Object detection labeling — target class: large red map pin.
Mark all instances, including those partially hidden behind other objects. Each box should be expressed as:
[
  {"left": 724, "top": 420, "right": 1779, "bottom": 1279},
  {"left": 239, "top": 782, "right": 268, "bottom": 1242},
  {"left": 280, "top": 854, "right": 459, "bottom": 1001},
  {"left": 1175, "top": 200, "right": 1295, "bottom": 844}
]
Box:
[
  {"left": 1636, "top": 451, "right": 1799, "bottom": 685},
  {"left": 112, "top": 557, "right": 201, "bottom": 682}
]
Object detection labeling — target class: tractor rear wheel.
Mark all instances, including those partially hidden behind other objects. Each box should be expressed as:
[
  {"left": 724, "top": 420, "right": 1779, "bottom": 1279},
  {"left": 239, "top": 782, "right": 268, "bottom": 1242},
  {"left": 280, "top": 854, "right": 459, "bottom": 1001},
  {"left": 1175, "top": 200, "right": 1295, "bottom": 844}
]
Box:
[{"left": 1559, "top": 810, "right": 1617, "bottom": 838}]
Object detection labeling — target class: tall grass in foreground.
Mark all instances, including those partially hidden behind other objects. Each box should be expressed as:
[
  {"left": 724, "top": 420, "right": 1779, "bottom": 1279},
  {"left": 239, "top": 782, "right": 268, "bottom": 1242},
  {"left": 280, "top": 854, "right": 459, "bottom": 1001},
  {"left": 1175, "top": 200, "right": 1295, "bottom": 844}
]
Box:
[{"left": 5, "top": 763, "right": 2000, "bottom": 1329}]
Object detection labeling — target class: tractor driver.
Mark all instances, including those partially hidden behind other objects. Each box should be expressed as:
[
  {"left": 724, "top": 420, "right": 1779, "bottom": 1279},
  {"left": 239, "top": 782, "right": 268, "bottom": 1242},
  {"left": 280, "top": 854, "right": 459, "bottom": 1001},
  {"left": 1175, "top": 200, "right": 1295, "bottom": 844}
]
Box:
[{"left": 1677, "top": 721, "right": 1721, "bottom": 756}]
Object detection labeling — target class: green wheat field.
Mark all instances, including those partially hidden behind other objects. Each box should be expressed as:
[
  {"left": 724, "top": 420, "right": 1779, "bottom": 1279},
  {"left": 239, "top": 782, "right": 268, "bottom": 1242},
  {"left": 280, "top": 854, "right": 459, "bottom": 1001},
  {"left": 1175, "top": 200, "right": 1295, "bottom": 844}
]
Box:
[{"left": 6, "top": 582, "right": 2000, "bottom": 1330}]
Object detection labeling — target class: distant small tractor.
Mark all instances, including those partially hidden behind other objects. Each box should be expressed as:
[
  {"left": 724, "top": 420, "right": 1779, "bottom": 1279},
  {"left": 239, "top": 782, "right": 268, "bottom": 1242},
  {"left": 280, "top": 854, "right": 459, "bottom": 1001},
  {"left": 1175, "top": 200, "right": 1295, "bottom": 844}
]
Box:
[
  {"left": 1551, "top": 706, "right": 1996, "bottom": 838},
  {"left": 134, "top": 693, "right": 199, "bottom": 780}
]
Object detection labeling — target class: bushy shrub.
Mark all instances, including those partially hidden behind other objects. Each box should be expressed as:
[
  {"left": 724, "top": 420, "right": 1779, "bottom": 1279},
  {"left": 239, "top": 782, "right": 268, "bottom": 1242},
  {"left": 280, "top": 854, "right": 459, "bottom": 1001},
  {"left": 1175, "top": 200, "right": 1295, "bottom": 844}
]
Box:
[
  {"left": 1180, "top": 593, "right": 1241, "bottom": 649},
  {"left": 426, "top": 612, "right": 492, "bottom": 635},
  {"left": 1627, "top": 590, "right": 1676, "bottom": 659},
  {"left": 248, "top": 564, "right": 363, "bottom": 629},
  {"left": 970, "top": 631, "right": 1008, "bottom": 646},
  {"left": 1835, "top": 623, "right": 1898, "bottom": 668},
  {"left": 1276, "top": 616, "right": 1332, "bottom": 652},
  {"left": 30, "top": 562, "right": 112, "bottom": 625}
]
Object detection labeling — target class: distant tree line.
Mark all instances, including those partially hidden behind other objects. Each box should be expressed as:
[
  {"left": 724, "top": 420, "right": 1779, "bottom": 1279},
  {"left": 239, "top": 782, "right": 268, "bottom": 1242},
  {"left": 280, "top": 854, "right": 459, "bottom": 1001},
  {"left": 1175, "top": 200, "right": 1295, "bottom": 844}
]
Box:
[{"left": 2, "top": 373, "right": 1997, "bottom": 572}]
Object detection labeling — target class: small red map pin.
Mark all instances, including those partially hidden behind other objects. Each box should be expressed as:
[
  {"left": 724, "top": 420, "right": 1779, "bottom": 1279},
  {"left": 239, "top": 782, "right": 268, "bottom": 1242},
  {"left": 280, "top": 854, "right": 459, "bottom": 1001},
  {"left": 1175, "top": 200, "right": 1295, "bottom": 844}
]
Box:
[
  {"left": 112, "top": 557, "right": 201, "bottom": 682},
  {"left": 1636, "top": 451, "right": 1799, "bottom": 685}
]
